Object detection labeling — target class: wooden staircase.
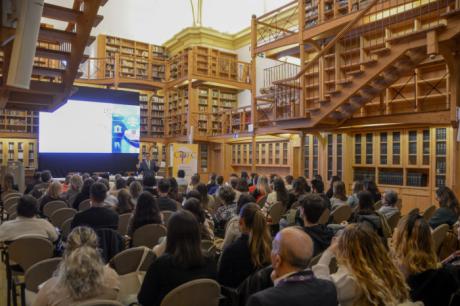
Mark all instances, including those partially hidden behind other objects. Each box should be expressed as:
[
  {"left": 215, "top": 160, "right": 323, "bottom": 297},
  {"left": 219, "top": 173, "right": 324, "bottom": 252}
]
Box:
[
  {"left": 0, "top": 0, "right": 107, "bottom": 111},
  {"left": 272, "top": 14, "right": 460, "bottom": 130}
]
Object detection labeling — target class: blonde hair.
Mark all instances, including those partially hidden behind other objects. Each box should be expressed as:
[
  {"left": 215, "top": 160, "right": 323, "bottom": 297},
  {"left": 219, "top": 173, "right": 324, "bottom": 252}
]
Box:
[
  {"left": 257, "top": 176, "right": 271, "bottom": 195},
  {"left": 57, "top": 227, "right": 105, "bottom": 301},
  {"left": 240, "top": 203, "right": 271, "bottom": 268},
  {"left": 337, "top": 224, "right": 409, "bottom": 306},
  {"left": 70, "top": 175, "right": 83, "bottom": 191},
  {"left": 47, "top": 180, "right": 62, "bottom": 198},
  {"left": 392, "top": 214, "right": 440, "bottom": 275}
]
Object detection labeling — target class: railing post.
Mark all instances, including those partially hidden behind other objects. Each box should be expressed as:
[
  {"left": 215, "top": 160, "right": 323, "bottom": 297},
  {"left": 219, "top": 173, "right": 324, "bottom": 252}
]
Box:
[
  {"left": 251, "top": 15, "right": 258, "bottom": 138},
  {"left": 299, "top": 0, "right": 306, "bottom": 116},
  {"left": 114, "top": 53, "right": 120, "bottom": 89}
]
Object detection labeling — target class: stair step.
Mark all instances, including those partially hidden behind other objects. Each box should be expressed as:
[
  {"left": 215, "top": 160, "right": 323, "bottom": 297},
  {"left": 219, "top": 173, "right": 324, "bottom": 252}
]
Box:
[
  {"left": 361, "top": 59, "right": 377, "bottom": 67},
  {"left": 346, "top": 70, "right": 364, "bottom": 77},
  {"left": 43, "top": 3, "right": 104, "bottom": 27},
  {"left": 32, "top": 66, "right": 65, "bottom": 77},
  {"left": 336, "top": 78, "right": 352, "bottom": 86},
  {"left": 306, "top": 107, "right": 321, "bottom": 113},
  {"left": 328, "top": 90, "right": 341, "bottom": 97},
  {"left": 361, "top": 85, "right": 379, "bottom": 95},
  {"left": 370, "top": 47, "right": 390, "bottom": 56},
  {"left": 318, "top": 98, "right": 330, "bottom": 105},
  {"left": 39, "top": 27, "right": 76, "bottom": 43}
]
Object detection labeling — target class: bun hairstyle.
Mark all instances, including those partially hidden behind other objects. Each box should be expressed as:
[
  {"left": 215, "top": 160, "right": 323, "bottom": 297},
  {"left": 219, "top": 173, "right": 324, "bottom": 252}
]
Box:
[{"left": 58, "top": 227, "right": 105, "bottom": 300}]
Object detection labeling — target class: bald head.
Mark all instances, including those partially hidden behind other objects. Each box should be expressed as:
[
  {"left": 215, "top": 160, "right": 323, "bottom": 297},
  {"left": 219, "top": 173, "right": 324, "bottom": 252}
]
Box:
[{"left": 273, "top": 227, "right": 313, "bottom": 270}]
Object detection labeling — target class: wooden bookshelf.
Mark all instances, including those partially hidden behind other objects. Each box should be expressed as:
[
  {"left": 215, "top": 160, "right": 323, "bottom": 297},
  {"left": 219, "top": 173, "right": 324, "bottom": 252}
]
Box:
[
  {"left": 139, "top": 92, "right": 165, "bottom": 138},
  {"left": 166, "top": 88, "right": 189, "bottom": 137},
  {"left": 0, "top": 139, "right": 38, "bottom": 169},
  {"left": 0, "top": 110, "right": 39, "bottom": 135}
]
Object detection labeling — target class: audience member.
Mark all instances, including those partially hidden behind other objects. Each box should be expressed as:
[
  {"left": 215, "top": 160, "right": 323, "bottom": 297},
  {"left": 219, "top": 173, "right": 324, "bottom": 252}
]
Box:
[
  {"left": 62, "top": 175, "right": 71, "bottom": 193},
  {"left": 236, "top": 178, "right": 250, "bottom": 196},
  {"left": 128, "top": 191, "right": 162, "bottom": 236},
  {"left": 98, "top": 178, "right": 118, "bottom": 208},
  {"left": 230, "top": 175, "right": 241, "bottom": 201},
  {"left": 300, "top": 194, "right": 333, "bottom": 256},
  {"left": 183, "top": 198, "right": 214, "bottom": 241},
  {"left": 222, "top": 193, "right": 256, "bottom": 249},
  {"left": 63, "top": 175, "right": 83, "bottom": 208},
  {"left": 71, "top": 182, "right": 119, "bottom": 230},
  {"left": 393, "top": 214, "right": 459, "bottom": 306},
  {"left": 285, "top": 175, "right": 294, "bottom": 191},
  {"left": 207, "top": 173, "right": 219, "bottom": 195},
  {"left": 263, "top": 178, "right": 289, "bottom": 213},
  {"left": 176, "top": 170, "right": 188, "bottom": 189},
  {"left": 363, "top": 179, "right": 382, "bottom": 203},
  {"left": 313, "top": 223, "right": 410, "bottom": 306},
  {"left": 0, "top": 195, "right": 58, "bottom": 242},
  {"left": 116, "top": 189, "right": 134, "bottom": 214},
  {"left": 429, "top": 186, "right": 459, "bottom": 229},
  {"left": 187, "top": 173, "right": 200, "bottom": 193},
  {"left": 157, "top": 179, "right": 179, "bottom": 211},
  {"left": 290, "top": 176, "right": 310, "bottom": 199},
  {"left": 110, "top": 177, "right": 127, "bottom": 197},
  {"left": 138, "top": 210, "right": 216, "bottom": 306},
  {"left": 251, "top": 175, "right": 270, "bottom": 203},
  {"left": 30, "top": 170, "right": 52, "bottom": 199},
  {"left": 24, "top": 171, "right": 41, "bottom": 195},
  {"left": 168, "top": 177, "right": 183, "bottom": 203},
  {"left": 213, "top": 185, "right": 237, "bottom": 230},
  {"left": 218, "top": 203, "right": 271, "bottom": 288},
  {"left": 346, "top": 181, "right": 363, "bottom": 209},
  {"left": 39, "top": 180, "right": 65, "bottom": 214},
  {"left": 214, "top": 175, "right": 224, "bottom": 195},
  {"left": 330, "top": 181, "right": 348, "bottom": 210},
  {"left": 1, "top": 173, "right": 18, "bottom": 201},
  {"left": 326, "top": 175, "right": 341, "bottom": 199},
  {"left": 72, "top": 178, "right": 94, "bottom": 210},
  {"left": 142, "top": 175, "right": 157, "bottom": 195},
  {"left": 33, "top": 227, "right": 120, "bottom": 306},
  {"left": 196, "top": 183, "right": 215, "bottom": 212},
  {"left": 311, "top": 178, "right": 331, "bottom": 210},
  {"left": 129, "top": 180, "right": 143, "bottom": 205},
  {"left": 247, "top": 227, "right": 338, "bottom": 306},
  {"left": 378, "top": 190, "right": 400, "bottom": 219}
]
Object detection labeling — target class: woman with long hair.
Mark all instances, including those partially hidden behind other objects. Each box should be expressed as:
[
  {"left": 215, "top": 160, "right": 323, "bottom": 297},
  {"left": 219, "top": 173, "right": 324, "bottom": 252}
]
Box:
[
  {"left": 313, "top": 223, "right": 409, "bottom": 306},
  {"left": 251, "top": 175, "right": 270, "bottom": 203},
  {"left": 429, "top": 186, "right": 460, "bottom": 229},
  {"left": 183, "top": 197, "right": 214, "bottom": 241},
  {"left": 392, "top": 214, "right": 458, "bottom": 306},
  {"left": 218, "top": 203, "right": 272, "bottom": 288},
  {"left": 128, "top": 191, "right": 162, "bottom": 237},
  {"left": 363, "top": 179, "right": 381, "bottom": 203},
  {"left": 326, "top": 175, "right": 341, "bottom": 199},
  {"left": 34, "top": 226, "right": 119, "bottom": 305},
  {"left": 196, "top": 182, "right": 215, "bottom": 212},
  {"left": 347, "top": 181, "right": 364, "bottom": 209},
  {"left": 330, "top": 181, "right": 348, "bottom": 210},
  {"left": 116, "top": 189, "right": 134, "bottom": 214},
  {"left": 291, "top": 176, "right": 311, "bottom": 198},
  {"left": 138, "top": 210, "right": 216, "bottom": 306},
  {"left": 262, "top": 177, "right": 289, "bottom": 213},
  {"left": 72, "top": 178, "right": 94, "bottom": 210},
  {"left": 39, "top": 180, "right": 65, "bottom": 214},
  {"left": 129, "top": 180, "right": 143, "bottom": 205}
]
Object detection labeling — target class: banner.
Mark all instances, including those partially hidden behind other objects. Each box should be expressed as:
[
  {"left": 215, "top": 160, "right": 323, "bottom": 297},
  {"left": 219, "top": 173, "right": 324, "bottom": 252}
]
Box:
[{"left": 172, "top": 143, "right": 198, "bottom": 181}]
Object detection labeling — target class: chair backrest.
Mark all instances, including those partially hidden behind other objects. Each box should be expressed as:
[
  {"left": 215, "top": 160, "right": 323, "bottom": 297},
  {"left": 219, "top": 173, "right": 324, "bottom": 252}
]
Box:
[
  {"left": 76, "top": 300, "right": 124, "bottom": 306},
  {"left": 79, "top": 199, "right": 91, "bottom": 211},
  {"left": 422, "top": 205, "right": 437, "bottom": 221},
  {"left": 162, "top": 210, "right": 174, "bottom": 226},
  {"left": 117, "top": 213, "right": 132, "bottom": 236},
  {"left": 160, "top": 279, "right": 220, "bottom": 306},
  {"left": 386, "top": 212, "right": 401, "bottom": 231},
  {"left": 4, "top": 196, "right": 20, "bottom": 212},
  {"left": 43, "top": 200, "right": 68, "bottom": 218},
  {"left": 8, "top": 236, "right": 54, "bottom": 271},
  {"left": 60, "top": 217, "right": 73, "bottom": 241},
  {"left": 4, "top": 192, "right": 22, "bottom": 201},
  {"left": 109, "top": 246, "right": 156, "bottom": 275},
  {"left": 50, "top": 208, "right": 77, "bottom": 228},
  {"left": 6, "top": 203, "right": 18, "bottom": 215},
  {"left": 268, "top": 202, "right": 284, "bottom": 225},
  {"left": 8, "top": 211, "right": 17, "bottom": 220},
  {"left": 331, "top": 205, "right": 352, "bottom": 224},
  {"left": 24, "top": 257, "right": 62, "bottom": 293},
  {"left": 373, "top": 200, "right": 382, "bottom": 211},
  {"left": 407, "top": 207, "right": 420, "bottom": 216},
  {"left": 95, "top": 228, "right": 125, "bottom": 263},
  {"left": 318, "top": 208, "right": 330, "bottom": 225},
  {"left": 132, "top": 224, "right": 167, "bottom": 248},
  {"left": 432, "top": 223, "right": 450, "bottom": 254}
]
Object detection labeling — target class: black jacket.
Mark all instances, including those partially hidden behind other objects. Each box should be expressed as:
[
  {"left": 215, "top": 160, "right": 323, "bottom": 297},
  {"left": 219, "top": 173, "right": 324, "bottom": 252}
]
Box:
[
  {"left": 408, "top": 267, "right": 459, "bottom": 306},
  {"left": 246, "top": 270, "right": 338, "bottom": 306},
  {"left": 156, "top": 196, "right": 178, "bottom": 211},
  {"left": 218, "top": 234, "right": 258, "bottom": 288},
  {"left": 303, "top": 225, "right": 334, "bottom": 257},
  {"left": 429, "top": 207, "right": 458, "bottom": 229},
  {"left": 138, "top": 253, "right": 216, "bottom": 306},
  {"left": 71, "top": 206, "right": 119, "bottom": 230}
]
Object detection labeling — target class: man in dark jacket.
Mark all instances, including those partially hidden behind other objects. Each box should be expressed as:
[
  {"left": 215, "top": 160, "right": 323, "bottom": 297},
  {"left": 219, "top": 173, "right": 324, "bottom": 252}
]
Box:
[
  {"left": 246, "top": 227, "right": 337, "bottom": 306},
  {"left": 300, "top": 194, "right": 334, "bottom": 257},
  {"left": 156, "top": 179, "right": 179, "bottom": 211}
]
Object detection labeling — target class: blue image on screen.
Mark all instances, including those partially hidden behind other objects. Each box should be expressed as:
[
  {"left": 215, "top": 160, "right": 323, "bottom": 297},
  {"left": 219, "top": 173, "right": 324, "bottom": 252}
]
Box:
[{"left": 112, "top": 105, "right": 140, "bottom": 153}]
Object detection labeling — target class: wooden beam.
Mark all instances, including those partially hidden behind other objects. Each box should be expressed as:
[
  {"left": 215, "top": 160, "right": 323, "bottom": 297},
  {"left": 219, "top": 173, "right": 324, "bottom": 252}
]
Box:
[
  {"left": 38, "top": 27, "right": 76, "bottom": 43},
  {"left": 427, "top": 30, "right": 439, "bottom": 56},
  {"left": 257, "top": 21, "right": 296, "bottom": 34},
  {"left": 341, "top": 111, "right": 451, "bottom": 127},
  {"left": 42, "top": 3, "right": 82, "bottom": 23},
  {"left": 0, "top": 27, "right": 15, "bottom": 46}
]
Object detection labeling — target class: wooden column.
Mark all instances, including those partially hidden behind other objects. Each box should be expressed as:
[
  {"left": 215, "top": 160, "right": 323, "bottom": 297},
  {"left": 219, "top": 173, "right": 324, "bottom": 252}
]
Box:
[
  {"left": 299, "top": 0, "right": 306, "bottom": 116},
  {"left": 251, "top": 15, "right": 257, "bottom": 173},
  {"left": 299, "top": 131, "right": 305, "bottom": 177}
]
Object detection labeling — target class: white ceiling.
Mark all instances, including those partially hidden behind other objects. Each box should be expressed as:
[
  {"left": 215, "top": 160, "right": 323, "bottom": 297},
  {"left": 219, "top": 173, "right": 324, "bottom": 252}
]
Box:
[{"left": 43, "top": 0, "right": 292, "bottom": 45}]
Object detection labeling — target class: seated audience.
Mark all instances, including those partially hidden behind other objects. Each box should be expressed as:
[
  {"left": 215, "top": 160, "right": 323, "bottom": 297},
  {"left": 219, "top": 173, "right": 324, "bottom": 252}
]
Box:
[
  {"left": 138, "top": 210, "right": 216, "bottom": 306},
  {"left": 236, "top": 178, "right": 250, "bottom": 196},
  {"left": 222, "top": 193, "right": 256, "bottom": 250},
  {"left": 71, "top": 182, "right": 119, "bottom": 230},
  {"left": 300, "top": 194, "right": 334, "bottom": 256},
  {"left": 218, "top": 203, "right": 271, "bottom": 288},
  {"left": 24, "top": 171, "right": 41, "bottom": 195},
  {"left": 142, "top": 174, "right": 157, "bottom": 195},
  {"left": 214, "top": 175, "right": 224, "bottom": 195},
  {"left": 196, "top": 183, "right": 215, "bottom": 212},
  {"left": 429, "top": 186, "right": 459, "bottom": 229},
  {"left": 247, "top": 227, "right": 338, "bottom": 306},
  {"left": 285, "top": 175, "right": 294, "bottom": 191},
  {"left": 378, "top": 190, "right": 400, "bottom": 219},
  {"left": 392, "top": 214, "right": 459, "bottom": 306},
  {"left": 157, "top": 179, "right": 179, "bottom": 211},
  {"left": 363, "top": 179, "right": 382, "bottom": 203},
  {"left": 62, "top": 175, "right": 71, "bottom": 193},
  {"left": 346, "top": 181, "right": 363, "bottom": 209},
  {"left": 263, "top": 178, "right": 289, "bottom": 214},
  {"left": 313, "top": 223, "right": 410, "bottom": 306},
  {"left": 1, "top": 173, "right": 18, "bottom": 201},
  {"left": 30, "top": 170, "right": 53, "bottom": 199},
  {"left": 116, "top": 189, "right": 134, "bottom": 214},
  {"left": 207, "top": 173, "right": 219, "bottom": 195},
  {"left": 127, "top": 191, "right": 162, "bottom": 236},
  {"left": 187, "top": 173, "right": 200, "bottom": 193},
  {"left": 311, "top": 178, "right": 331, "bottom": 210},
  {"left": 251, "top": 175, "right": 270, "bottom": 203},
  {"left": 39, "top": 180, "right": 65, "bottom": 214},
  {"left": 73, "top": 179, "right": 94, "bottom": 210},
  {"left": 230, "top": 175, "right": 241, "bottom": 202},
  {"left": 290, "top": 176, "right": 310, "bottom": 199},
  {"left": 213, "top": 185, "right": 237, "bottom": 230},
  {"left": 0, "top": 195, "right": 58, "bottom": 242},
  {"left": 98, "top": 178, "right": 118, "bottom": 207},
  {"left": 326, "top": 175, "right": 341, "bottom": 199},
  {"left": 33, "top": 226, "right": 120, "bottom": 306},
  {"left": 176, "top": 169, "right": 188, "bottom": 189},
  {"left": 129, "top": 180, "right": 143, "bottom": 205},
  {"left": 330, "top": 181, "right": 348, "bottom": 210},
  {"left": 63, "top": 174, "right": 83, "bottom": 208},
  {"left": 249, "top": 173, "right": 258, "bottom": 187},
  {"left": 110, "top": 177, "right": 127, "bottom": 197},
  {"left": 183, "top": 198, "right": 214, "bottom": 241}
]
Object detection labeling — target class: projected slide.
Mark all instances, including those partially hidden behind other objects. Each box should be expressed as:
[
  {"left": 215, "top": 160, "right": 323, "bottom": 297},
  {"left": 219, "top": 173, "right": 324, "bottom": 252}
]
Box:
[{"left": 39, "top": 100, "right": 140, "bottom": 153}]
